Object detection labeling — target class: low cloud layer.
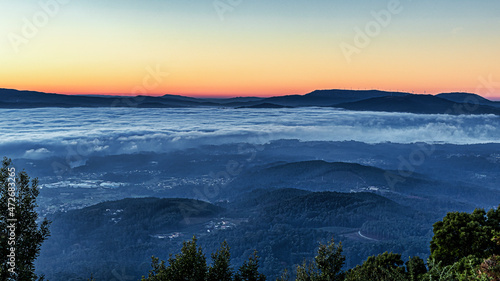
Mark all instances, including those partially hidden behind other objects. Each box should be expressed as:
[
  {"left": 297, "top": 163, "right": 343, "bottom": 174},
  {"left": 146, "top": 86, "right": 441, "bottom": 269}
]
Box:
[{"left": 1, "top": 107, "right": 499, "bottom": 160}]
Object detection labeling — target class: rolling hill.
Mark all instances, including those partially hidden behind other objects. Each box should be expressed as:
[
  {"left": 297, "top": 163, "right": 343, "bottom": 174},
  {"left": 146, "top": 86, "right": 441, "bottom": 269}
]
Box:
[
  {"left": 334, "top": 94, "right": 500, "bottom": 115},
  {"left": 3, "top": 88, "right": 498, "bottom": 115},
  {"left": 436, "top": 92, "right": 500, "bottom": 108},
  {"left": 37, "top": 190, "right": 432, "bottom": 280}
]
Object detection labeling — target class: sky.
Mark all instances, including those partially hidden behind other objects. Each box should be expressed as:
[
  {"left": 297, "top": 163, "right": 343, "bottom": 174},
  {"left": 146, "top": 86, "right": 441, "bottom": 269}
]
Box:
[{"left": 1, "top": 0, "right": 499, "bottom": 98}]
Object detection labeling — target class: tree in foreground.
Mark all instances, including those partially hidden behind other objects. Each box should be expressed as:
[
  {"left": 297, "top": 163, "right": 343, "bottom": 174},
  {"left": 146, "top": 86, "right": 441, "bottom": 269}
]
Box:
[
  {"left": 295, "top": 238, "right": 345, "bottom": 281},
  {"left": 142, "top": 236, "right": 207, "bottom": 281},
  {"left": 479, "top": 254, "right": 500, "bottom": 280},
  {"left": 424, "top": 255, "right": 487, "bottom": 281},
  {"left": 234, "top": 250, "right": 266, "bottom": 281},
  {"left": 168, "top": 236, "right": 207, "bottom": 281},
  {"left": 405, "top": 256, "right": 427, "bottom": 281},
  {"left": 0, "top": 158, "right": 50, "bottom": 280},
  {"left": 345, "top": 252, "right": 408, "bottom": 281},
  {"left": 207, "top": 240, "right": 233, "bottom": 281},
  {"left": 140, "top": 200, "right": 500, "bottom": 281},
  {"left": 142, "top": 237, "right": 268, "bottom": 281},
  {"left": 430, "top": 207, "right": 500, "bottom": 266},
  {"left": 424, "top": 207, "right": 500, "bottom": 281}
]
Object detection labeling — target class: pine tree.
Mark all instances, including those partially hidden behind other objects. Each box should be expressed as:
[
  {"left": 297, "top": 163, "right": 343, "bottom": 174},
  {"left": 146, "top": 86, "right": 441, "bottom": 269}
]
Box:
[
  {"left": 234, "top": 250, "right": 266, "bottom": 281},
  {"left": 207, "top": 240, "right": 233, "bottom": 281},
  {"left": 296, "top": 239, "right": 345, "bottom": 281},
  {"left": 0, "top": 157, "right": 50, "bottom": 280},
  {"left": 142, "top": 236, "right": 207, "bottom": 281},
  {"left": 405, "top": 256, "right": 427, "bottom": 281},
  {"left": 167, "top": 236, "right": 207, "bottom": 281},
  {"left": 141, "top": 256, "right": 168, "bottom": 281},
  {"left": 315, "top": 239, "right": 345, "bottom": 281}
]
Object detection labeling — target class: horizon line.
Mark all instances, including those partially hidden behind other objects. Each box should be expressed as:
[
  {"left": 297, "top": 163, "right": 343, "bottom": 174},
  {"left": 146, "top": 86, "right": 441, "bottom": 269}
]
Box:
[{"left": 3, "top": 87, "right": 500, "bottom": 101}]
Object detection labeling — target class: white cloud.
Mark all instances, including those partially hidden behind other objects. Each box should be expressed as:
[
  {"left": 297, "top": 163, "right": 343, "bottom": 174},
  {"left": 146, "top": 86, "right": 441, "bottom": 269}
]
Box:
[
  {"left": 0, "top": 108, "right": 499, "bottom": 160},
  {"left": 23, "top": 148, "right": 51, "bottom": 159}
]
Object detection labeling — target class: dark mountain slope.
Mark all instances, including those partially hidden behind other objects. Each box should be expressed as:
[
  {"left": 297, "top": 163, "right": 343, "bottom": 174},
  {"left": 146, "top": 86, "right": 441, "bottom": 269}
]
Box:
[
  {"left": 225, "top": 160, "right": 404, "bottom": 194},
  {"left": 335, "top": 94, "right": 500, "bottom": 115},
  {"left": 222, "top": 160, "right": 500, "bottom": 206},
  {"left": 237, "top": 102, "right": 293, "bottom": 109},
  {"left": 38, "top": 190, "right": 432, "bottom": 280},
  {"left": 50, "top": 197, "right": 223, "bottom": 237},
  {"left": 38, "top": 197, "right": 222, "bottom": 280},
  {"left": 2, "top": 88, "right": 498, "bottom": 112},
  {"left": 261, "top": 89, "right": 409, "bottom": 107},
  {"left": 0, "top": 88, "right": 209, "bottom": 108},
  {"left": 437, "top": 92, "right": 500, "bottom": 108}
]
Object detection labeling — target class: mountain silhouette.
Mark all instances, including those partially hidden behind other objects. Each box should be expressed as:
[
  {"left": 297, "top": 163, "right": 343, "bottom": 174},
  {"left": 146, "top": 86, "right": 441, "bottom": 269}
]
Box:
[
  {"left": 1, "top": 88, "right": 498, "bottom": 115},
  {"left": 436, "top": 92, "right": 500, "bottom": 108},
  {"left": 335, "top": 94, "right": 500, "bottom": 115}
]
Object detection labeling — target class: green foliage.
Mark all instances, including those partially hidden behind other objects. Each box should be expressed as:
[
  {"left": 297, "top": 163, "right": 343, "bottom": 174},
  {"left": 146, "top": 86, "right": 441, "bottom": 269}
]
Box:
[
  {"left": 0, "top": 158, "right": 50, "bottom": 281},
  {"left": 296, "top": 260, "right": 317, "bottom": 281},
  {"left": 142, "top": 237, "right": 266, "bottom": 281},
  {"left": 142, "top": 236, "right": 207, "bottom": 281},
  {"left": 430, "top": 207, "right": 500, "bottom": 266},
  {"left": 207, "top": 241, "right": 233, "bottom": 281},
  {"left": 479, "top": 255, "right": 500, "bottom": 280},
  {"left": 315, "top": 239, "right": 345, "bottom": 281},
  {"left": 168, "top": 236, "right": 207, "bottom": 281},
  {"left": 406, "top": 256, "right": 427, "bottom": 281},
  {"left": 135, "top": 225, "right": 500, "bottom": 281},
  {"left": 424, "top": 255, "right": 488, "bottom": 281},
  {"left": 424, "top": 258, "right": 458, "bottom": 281},
  {"left": 141, "top": 256, "right": 168, "bottom": 281},
  {"left": 345, "top": 252, "right": 407, "bottom": 281},
  {"left": 296, "top": 238, "right": 345, "bottom": 281},
  {"left": 234, "top": 250, "right": 267, "bottom": 281},
  {"left": 277, "top": 269, "right": 291, "bottom": 281}
]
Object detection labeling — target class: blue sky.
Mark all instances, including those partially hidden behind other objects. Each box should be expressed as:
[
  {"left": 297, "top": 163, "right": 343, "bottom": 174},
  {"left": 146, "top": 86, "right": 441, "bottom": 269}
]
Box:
[{"left": 1, "top": 0, "right": 499, "bottom": 97}]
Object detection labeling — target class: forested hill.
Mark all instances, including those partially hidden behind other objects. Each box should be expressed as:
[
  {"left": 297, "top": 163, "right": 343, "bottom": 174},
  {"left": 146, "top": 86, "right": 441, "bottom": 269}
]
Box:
[
  {"left": 226, "top": 160, "right": 392, "bottom": 194},
  {"left": 222, "top": 160, "right": 500, "bottom": 207},
  {"left": 38, "top": 190, "right": 435, "bottom": 280},
  {"left": 39, "top": 198, "right": 223, "bottom": 279}
]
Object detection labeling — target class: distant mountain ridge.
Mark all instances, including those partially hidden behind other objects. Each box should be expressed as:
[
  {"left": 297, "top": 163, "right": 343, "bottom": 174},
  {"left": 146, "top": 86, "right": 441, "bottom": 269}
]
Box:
[
  {"left": 436, "top": 92, "right": 500, "bottom": 107},
  {"left": 335, "top": 94, "right": 500, "bottom": 115},
  {"left": 1, "top": 88, "right": 499, "bottom": 115}
]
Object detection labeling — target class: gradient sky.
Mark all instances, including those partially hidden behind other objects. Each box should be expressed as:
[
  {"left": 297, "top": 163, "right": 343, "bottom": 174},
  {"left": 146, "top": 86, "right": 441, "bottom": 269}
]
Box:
[{"left": 1, "top": 0, "right": 499, "bottom": 98}]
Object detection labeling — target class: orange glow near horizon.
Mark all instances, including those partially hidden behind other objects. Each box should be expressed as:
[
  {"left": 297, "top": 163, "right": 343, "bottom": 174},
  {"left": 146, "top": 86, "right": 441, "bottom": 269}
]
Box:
[
  {"left": 3, "top": 82, "right": 500, "bottom": 100},
  {"left": 1, "top": 2, "right": 499, "bottom": 100}
]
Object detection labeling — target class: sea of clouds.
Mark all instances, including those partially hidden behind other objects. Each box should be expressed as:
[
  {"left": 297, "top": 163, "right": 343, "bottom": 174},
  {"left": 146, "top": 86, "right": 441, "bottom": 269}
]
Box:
[{"left": 0, "top": 107, "right": 499, "bottom": 160}]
